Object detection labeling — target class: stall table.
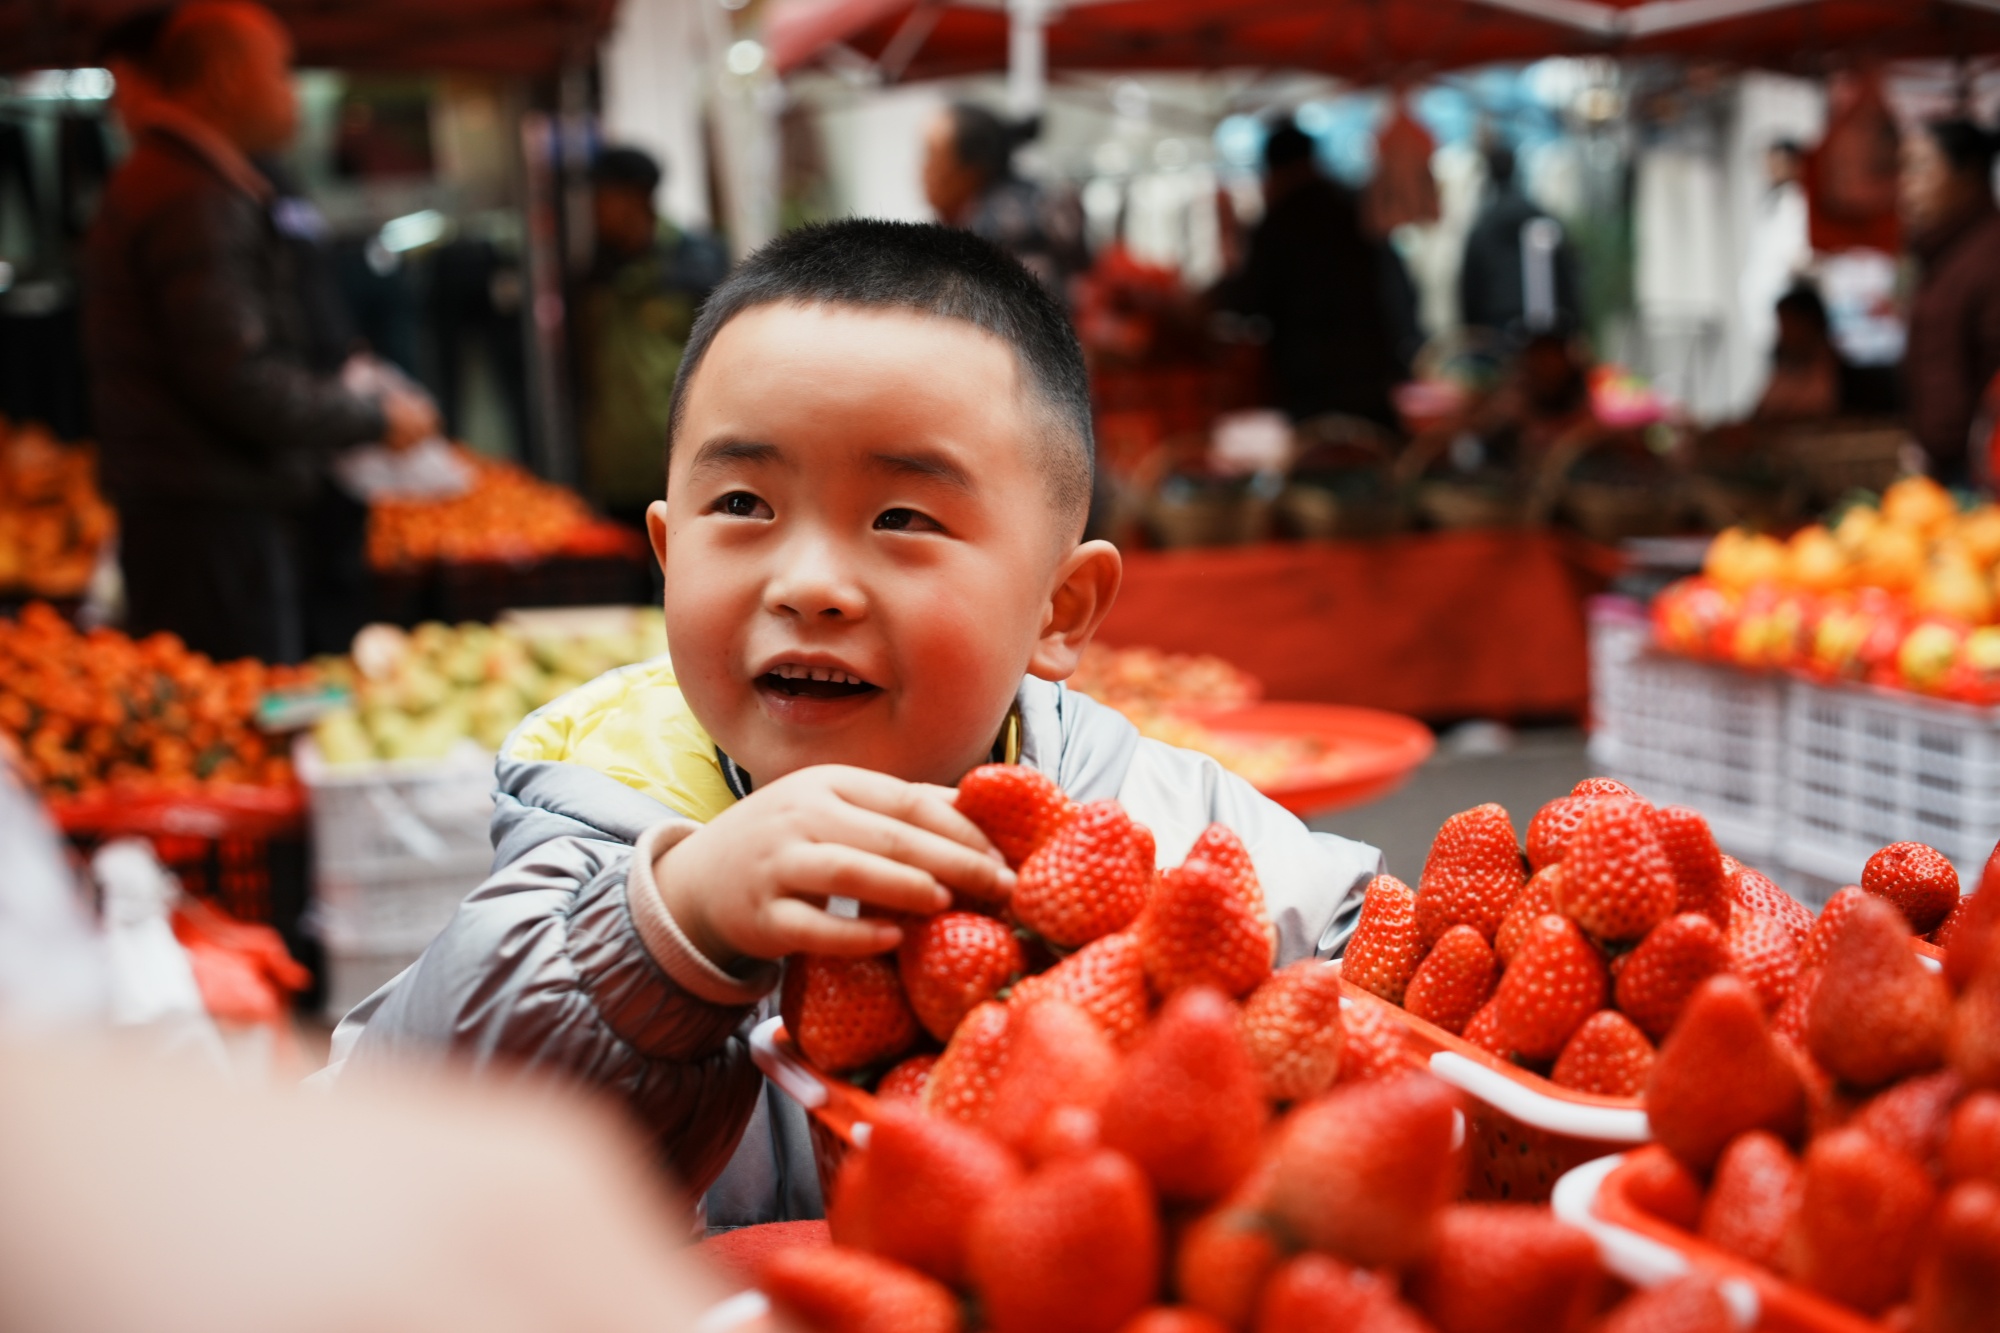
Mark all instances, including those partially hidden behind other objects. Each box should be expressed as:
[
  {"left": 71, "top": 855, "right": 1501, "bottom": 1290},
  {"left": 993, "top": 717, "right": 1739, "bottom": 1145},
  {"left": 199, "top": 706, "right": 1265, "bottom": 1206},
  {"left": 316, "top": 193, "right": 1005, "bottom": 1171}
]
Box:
[{"left": 1098, "top": 531, "right": 1618, "bottom": 723}]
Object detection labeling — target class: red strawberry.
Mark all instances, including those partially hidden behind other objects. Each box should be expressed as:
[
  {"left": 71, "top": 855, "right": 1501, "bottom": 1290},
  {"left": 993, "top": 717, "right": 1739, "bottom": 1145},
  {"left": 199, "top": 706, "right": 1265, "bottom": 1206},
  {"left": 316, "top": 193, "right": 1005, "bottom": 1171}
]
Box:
[
  {"left": 924, "top": 1000, "right": 1011, "bottom": 1125},
  {"left": 1265, "top": 1072, "right": 1462, "bottom": 1268},
  {"left": 1009, "top": 929, "right": 1150, "bottom": 1049},
  {"left": 1101, "top": 987, "right": 1267, "bottom": 1203},
  {"left": 1187, "top": 823, "right": 1262, "bottom": 909},
  {"left": 1496, "top": 864, "right": 1562, "bottom": 963},
  {"left": 1416, "top": 804, "right": 1525, "bottom": 946},
  {"left": 1619, "top": 1148, "right": 1704, "bottom": 1232},
  {"left": 1808, "top": 893, "right": 1951, "bottom": 1089},
  {"left": 1177, "top": 1191, "right": 1282, "bottom": 1331},
  {"left": 967, "top": 1148, "right": 1161, "bottom": 1333},
  {"left": 1492, "top": 915, "right": 1607, "bottom": 1061},
  {"left": 1410, "top": 1204, "right": 1605, "bottom": 1333},
  {"left": 899, "top": 911, "right": 1026, "bottom": 1041},
  {"left": 1933, "top": 891, "right": 1974, "bottom": 951},
  {"left": 1340, "top": 994, "right": 1425, "bottom": 1081},
  {"left": 1556, "top": 797, "right": 1677, "bottom": 943},
  {"left": 956, "top": 763, "right": 1074, "bottom": 870},
  {"left": 1141, "top": 856, "right": 1273, "bottom": 999},
  {"left": 1023, "top": 1102, "right": 1103, "bottom": 1165},
  {"left": 1912, "top": 1180, "right": 2000, "bottom": 1333},
  {"left": 1646, "top": 974, "right": 1805, "bottom": 1173},
  {"left": 1725, "top": 908, "right": 1802, "bottom": 1016},
  {"left": 1573, "top": 776, "right": 1638, "bottom": 799},
  {"left": 1255, "top": 1253, "right": 1429, "bottom": 1333},
  {"left": 1651, "top": 806, "right": 1731, "bottom": 927},
  {"left": 1013, "top": 800, "right": 1152, "bottom": 948},
  {"left": 984, "top": 998, "right": 1120, "bottom": 1153},
  {"left": 1551, "top": 1010, "right": 1654, "bottom": 1097},
  {"left": 831, "top": 1102, "right": 1023, "bottom": 1284},
  {"left": 1799, "top": 885, "right": 1868, "bottom": 970},
  {"left": 1769, "top": 966, "right": 1819, "bottom": 1049},
  {"left": 1596, "top": 1276, "right": 1736, "bottom": 1333},
  {"left": 782, "top": 954, "right": 920, "bottom": 1074},
  {"left": 1527, "top": 794, "right": 1594, "bottom": 872},
  {"left": 1341, "top": 875, "right": 1425, "bottom": 1004},
  {"left": 877, "top": 1054, "right": 937, "bottom": 1104},
  {"left": 761, "top": 1244, "right": 962, "bottom": 1333},
  {"left": 1862, "top": 841, "right": 1961, "bottom": 935},
  {"left": 1697, "top": 1130, "right": 1801, "bottom": 1270},
  {"left": 1403, "top": 924, "right": 1499, "bottom": 1036},
  {"left": 1853, "top": 1067, "right": 1963, "bottom": 1169},
  {"left": 1951, "top": 960, "right": 2000, "bottom": 1089},
  {"left": 1239, "top": 960, "right": 1345, "bottom": 1102},
  {"left": 1615, "top": 913, "right": 1730, "bottom": 1040},
  {"left": 1780, "top": 1127, "right": 1936, "bottom": 1315},
  {"left": 1947, "top": 1090, "right": 2000, "bottom": 1184},
  {"left": 1461, "top": 998, "right": 1512, "bottom": 1059},
  {"left": 1946, "top": 860, "right": 2000, "bottom": 991},
  {"left": 1725, "top": 858, "right": 1813, "bottom": 943},
  {"left": 1119, "top": 1310, "right": 1232, "bottom": 1333}
]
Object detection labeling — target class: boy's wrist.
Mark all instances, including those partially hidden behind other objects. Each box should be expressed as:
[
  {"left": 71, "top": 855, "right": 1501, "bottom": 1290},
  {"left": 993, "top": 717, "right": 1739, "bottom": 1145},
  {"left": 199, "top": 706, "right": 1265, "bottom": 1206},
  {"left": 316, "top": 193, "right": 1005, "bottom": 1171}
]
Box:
[
  {"left": 651, "top": 839, "right": 745, "bottom": 972},
  {"left": 625, "top": 820, "right": 777, "bottom": 1007}
]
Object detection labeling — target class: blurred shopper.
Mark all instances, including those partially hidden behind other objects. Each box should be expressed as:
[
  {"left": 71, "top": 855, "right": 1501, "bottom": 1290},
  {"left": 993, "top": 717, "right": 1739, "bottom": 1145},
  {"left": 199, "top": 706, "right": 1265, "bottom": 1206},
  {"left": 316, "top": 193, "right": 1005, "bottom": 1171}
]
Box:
[
  {"left": 1900, "top": 117, "right": 2000, "bottom": 487},
  {"left": 83, "top": 2, "right": 436, "bottom": 664},
  {"left": 577, "top": 146, "right": 727, "bottom": 527},
  {"left": 1753, "top": 283, "right": 1900, "bottom": 423},
  {"left": 922, "top": 103, "right": 1088, "bottom": 298},
  {"left": 1459, "top": 142, "right": 1580, "bottom": 344},
  {"left": 1741, "top": 140, "right": 1811, "bottom": 369},
  {"left": 1212, "top": 119, "right": 1399, "bottom": 430}
]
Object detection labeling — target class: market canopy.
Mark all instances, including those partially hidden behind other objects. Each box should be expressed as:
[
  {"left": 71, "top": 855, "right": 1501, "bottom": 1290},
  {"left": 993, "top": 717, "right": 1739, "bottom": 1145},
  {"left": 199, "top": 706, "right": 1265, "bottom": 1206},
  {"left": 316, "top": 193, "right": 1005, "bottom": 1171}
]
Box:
[
  {"left": 766, "top": 0, "right": 2000, "bottom": 80},
  {"left": 2, "top": 0, "right": 619, "bottom": 75}
]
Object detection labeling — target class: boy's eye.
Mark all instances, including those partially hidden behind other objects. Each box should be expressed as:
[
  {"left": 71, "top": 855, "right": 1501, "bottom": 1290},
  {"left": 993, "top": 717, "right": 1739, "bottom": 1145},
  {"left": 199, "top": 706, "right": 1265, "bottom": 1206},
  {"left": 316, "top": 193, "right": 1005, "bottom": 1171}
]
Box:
[
  {"left": 715, "top": 491, "right": 772, "bottom": 519},
  {"left": 875, "top": 507, "right": 943, "bottom": 533}
]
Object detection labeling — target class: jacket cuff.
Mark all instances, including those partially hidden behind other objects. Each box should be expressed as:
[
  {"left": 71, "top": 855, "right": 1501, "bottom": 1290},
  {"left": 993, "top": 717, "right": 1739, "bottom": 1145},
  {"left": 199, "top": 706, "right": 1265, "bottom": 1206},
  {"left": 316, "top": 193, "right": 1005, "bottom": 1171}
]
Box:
[{"left": 627, "top": 819, "right": 780, "bottom": 1006}]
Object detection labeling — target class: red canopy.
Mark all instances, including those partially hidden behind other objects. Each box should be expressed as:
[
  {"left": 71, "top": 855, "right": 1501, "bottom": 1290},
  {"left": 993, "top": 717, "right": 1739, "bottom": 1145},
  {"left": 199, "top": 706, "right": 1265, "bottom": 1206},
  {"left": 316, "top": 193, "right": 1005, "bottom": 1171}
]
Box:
[
  {"left": 767, "top": 0, "right": 2000, "bottom": 79},
  {"left": 4, "top": 0, "right": 618, "bottom": 75}
]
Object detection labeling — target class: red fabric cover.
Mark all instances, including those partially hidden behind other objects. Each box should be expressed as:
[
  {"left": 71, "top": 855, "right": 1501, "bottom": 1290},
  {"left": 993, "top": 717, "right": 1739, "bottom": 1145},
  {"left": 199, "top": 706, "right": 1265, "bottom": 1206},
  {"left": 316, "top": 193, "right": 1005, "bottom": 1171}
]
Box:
[
  {"left": 1096, "top": 532, "right": 1612, "bottom": 723},
  {"left": 696, "top": 1219, "right": 832, "bottom": 1290}
]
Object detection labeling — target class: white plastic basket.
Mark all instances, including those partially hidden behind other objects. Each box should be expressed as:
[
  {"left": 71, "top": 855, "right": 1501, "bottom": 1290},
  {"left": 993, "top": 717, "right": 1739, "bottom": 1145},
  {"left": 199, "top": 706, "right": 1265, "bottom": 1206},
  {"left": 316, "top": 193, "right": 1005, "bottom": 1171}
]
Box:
[
  {"left": 1781, "top": 681, "right": 2000, "bottom": 887},
  {"left": 320, "top": 942, "right": 425, "bottom": 1021}
]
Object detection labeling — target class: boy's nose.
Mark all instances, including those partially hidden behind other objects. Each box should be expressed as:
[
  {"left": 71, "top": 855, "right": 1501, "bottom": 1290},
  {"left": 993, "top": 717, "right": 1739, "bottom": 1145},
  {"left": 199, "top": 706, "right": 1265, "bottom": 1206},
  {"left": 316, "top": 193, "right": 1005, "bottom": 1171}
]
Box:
[{"left": 766, "top": 539, "right": 867, "bottom": 620}]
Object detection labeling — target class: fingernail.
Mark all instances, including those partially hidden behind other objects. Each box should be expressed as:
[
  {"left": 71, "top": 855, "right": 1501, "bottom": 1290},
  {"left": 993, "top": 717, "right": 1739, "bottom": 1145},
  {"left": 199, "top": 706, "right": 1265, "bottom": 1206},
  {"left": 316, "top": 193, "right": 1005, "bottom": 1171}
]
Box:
[{"left": 996, "top": 867, "right": 1017, "bottom": 890}]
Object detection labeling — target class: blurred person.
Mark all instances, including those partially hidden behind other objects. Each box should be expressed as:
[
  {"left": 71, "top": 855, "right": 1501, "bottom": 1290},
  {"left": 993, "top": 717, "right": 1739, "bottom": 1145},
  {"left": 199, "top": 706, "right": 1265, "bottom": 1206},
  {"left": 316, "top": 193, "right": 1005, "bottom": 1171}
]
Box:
[
  {"left": 1753, "top": 283, "right": 1901, "bottom": 423},
  {"left": 1212, "top": 118, "right": 1400, "bottom": 429},
  {"left": 1900, "top": 116, "right": 2000, "bottom": 486},
  {"left": 922, "top": 102, "right": 1088, "bottom": 298},
  {"left": 578, "top": 145, "right": 728, "bottom": 527},
  {"left": 1458, "top": 142, "right": 1580, "bottom": 343},
  {"left": 1741, "top": 140, "right": 1812, "bottom": 370},
  {"left": 83, "top": 2, "right": 437, "bottom": 664}
]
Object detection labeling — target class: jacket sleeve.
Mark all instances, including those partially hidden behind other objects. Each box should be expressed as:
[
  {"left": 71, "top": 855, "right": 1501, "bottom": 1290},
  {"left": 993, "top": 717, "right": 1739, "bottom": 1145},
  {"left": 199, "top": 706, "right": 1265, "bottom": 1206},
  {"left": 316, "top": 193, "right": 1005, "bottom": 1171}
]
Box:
[
  {"left": 138, "top": 187, "right": 385, "bottom": 460},
  {"left": 335, "top": 819, "right": 775, "bottom": 1198}
]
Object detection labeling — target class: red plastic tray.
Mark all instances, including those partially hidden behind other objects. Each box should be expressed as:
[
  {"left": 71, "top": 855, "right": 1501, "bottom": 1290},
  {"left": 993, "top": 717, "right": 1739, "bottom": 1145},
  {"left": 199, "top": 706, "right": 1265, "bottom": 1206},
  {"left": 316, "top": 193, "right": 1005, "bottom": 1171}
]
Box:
[
  {"left": 1181, "top": 702, "right": 1434, "bottom": 817},
  {"left": 48, "top": 782, "right": 306, "bottom": 841}
]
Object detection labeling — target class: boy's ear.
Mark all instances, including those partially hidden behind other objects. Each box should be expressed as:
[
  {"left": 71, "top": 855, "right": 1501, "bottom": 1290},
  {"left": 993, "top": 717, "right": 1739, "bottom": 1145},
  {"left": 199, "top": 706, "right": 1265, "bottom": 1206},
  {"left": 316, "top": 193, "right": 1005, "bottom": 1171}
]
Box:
[
  {"left": 645, "top": 500, "right": 670, "bottom": 577},
  {"left": 1026, "top": 540, "right": 1123, "bottom": 683}
]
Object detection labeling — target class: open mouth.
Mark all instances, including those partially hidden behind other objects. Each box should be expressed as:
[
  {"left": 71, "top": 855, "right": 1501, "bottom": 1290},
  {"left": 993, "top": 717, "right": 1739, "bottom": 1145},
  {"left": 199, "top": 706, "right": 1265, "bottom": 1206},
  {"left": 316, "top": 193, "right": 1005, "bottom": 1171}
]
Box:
[{"left": 757, "top": 663, "right": 881, "bottom": 701}]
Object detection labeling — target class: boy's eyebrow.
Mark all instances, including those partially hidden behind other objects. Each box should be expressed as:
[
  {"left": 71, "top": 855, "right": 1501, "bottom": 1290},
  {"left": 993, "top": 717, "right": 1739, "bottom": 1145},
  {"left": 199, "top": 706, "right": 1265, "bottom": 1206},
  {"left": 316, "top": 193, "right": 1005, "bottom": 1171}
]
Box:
[
  {"left": 687, "top": 437, "right": 784, "bottom": 478},
  {"left": 869, "top": 449, "right": 975, "bottom": 492}
]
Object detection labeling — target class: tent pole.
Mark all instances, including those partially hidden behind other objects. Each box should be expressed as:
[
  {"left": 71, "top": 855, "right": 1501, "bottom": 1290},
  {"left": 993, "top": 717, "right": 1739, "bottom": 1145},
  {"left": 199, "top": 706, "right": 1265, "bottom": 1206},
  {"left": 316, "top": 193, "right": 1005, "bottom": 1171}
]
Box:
[{"left": 1007, "top": 0, "right": 1049, "bottom": 119}]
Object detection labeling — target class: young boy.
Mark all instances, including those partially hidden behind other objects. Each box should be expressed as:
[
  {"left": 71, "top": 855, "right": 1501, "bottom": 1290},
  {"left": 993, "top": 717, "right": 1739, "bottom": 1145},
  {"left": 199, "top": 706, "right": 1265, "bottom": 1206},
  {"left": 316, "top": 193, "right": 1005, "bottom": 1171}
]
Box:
[{"left": 326, "top": 220, "right": 1383, "bottom": 1229}]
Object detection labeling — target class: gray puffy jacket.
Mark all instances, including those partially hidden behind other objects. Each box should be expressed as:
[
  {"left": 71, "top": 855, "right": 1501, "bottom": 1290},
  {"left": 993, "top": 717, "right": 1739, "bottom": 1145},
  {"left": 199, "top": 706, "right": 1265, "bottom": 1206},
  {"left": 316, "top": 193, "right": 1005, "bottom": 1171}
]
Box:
[{"left": 324, "top": 671, "right": 1383, "bottom": 1230}]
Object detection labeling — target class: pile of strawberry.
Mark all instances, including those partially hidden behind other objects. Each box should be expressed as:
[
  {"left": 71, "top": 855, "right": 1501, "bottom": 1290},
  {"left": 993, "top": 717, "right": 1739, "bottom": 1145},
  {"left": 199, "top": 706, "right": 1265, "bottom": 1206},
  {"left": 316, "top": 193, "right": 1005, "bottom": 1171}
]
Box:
[
  {"left": 1615, "top": 845, "right": 2000, "bottom": 1329},
  {"left": 1340, "top": 777, "right": 1967, "bottom": 1098}
]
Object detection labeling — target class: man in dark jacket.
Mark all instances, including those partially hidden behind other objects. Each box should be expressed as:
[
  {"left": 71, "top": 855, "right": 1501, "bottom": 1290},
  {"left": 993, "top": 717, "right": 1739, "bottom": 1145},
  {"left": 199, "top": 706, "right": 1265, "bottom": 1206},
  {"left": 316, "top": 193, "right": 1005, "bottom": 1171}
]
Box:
[
  {"left": 84, "top": 2, "right": 433, "bottom": 662},
  {"left": 1459, "top": 143, "right": 1581, "bottom": 343},
  {"left": 1213, "top": 119, "right": 1400, "bottom": 430},
  {"left": 1900, "top": 118, "right": 2000, "bottom": 487}
]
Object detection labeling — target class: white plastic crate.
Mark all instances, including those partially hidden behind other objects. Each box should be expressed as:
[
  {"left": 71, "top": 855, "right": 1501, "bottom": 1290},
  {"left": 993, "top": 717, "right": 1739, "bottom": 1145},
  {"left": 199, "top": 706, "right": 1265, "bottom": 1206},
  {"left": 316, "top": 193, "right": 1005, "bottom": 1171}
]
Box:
[
  {"left": 321, "top": 942, "right": 425, "bottom": 1021},
  {"left": 1589, "top": 638, "right": 1786, "bottom": 861},
  {"left": 1780, "top": 681, "right": 2000, "bottom": 887},
  {"left": 295, "top": 737, "right": 496, "bottom": 957}
]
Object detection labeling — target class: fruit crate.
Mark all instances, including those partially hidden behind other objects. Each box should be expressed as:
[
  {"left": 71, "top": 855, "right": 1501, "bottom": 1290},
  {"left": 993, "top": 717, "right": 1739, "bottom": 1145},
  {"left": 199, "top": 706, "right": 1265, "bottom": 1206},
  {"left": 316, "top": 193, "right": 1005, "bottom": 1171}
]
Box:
[
  {"left": 1554, "top": 1148, "right": 1877, "bottom": 1333},
  {"left": 1588, "top": 622, "right": 1787, "bottom": 863},
  {"left": 1334, "top": 975, "right": 1652, "bottom": 1204},
  {"left": 1781, "top": 679, "right": 2000, "bottom": 889},
  {"left": 294, "top": 737, "right": 497, "bottom": 1017}
]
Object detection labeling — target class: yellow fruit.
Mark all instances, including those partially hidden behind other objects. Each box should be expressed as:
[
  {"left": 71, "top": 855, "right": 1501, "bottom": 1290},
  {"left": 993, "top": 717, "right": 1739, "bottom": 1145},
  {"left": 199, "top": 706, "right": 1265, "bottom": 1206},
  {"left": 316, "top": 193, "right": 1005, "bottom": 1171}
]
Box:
[
  {"left": 314, "top": 708, "right": 374, "bottom": 766},
  {"left": 1914, "top": 552, "right": 1996, "bottom": 624},
  {"left": 1962, "top": 505, "right": 2000, "bottom": 567},
  {"left": 1882, "top": 475, "right": 1957, "bottom": 537},
  {"left": 1899, "top": 621, "right": 1964, "bottom": 692},
  {"left": 1834, "top": 505, "right": 1881, "bottom": 557},
  {"left": 1855, "top": 523, "right": 1926, "bottom": 593},
  {"left": 1705, "top": 528, "right": 1788, "bottom": 590},
  {"left": 1786, "top": 525, "right": 1849, "bottom": 592},
  {"left": 1965, "top": 626, "right": 2000, "bottom": 675}
]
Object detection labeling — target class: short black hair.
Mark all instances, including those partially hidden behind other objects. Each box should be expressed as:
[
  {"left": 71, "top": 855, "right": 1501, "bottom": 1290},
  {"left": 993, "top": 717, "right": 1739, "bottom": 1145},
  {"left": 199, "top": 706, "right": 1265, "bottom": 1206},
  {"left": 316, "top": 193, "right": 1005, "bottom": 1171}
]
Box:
[
  {"left": 1927, "top": 117, "right": 2000, "bottom": 179},
  {"left": 594, "top": 144, "right": 663, "bottom": 195},
  {"left": 947, "top": 104, "right": 1034, "bottom": 185},
  {"left": 1263, "top": 119, "right": 1315, "bottom": 171},
  {"left": 1776, "top": 282, "right": 1830, "bottom": 333},
  {"left": 97, "top": 6, "right": 172, "bottom": 69},
  {"left": 667, "top": 219, "right": 1094, "bottom": 533}
]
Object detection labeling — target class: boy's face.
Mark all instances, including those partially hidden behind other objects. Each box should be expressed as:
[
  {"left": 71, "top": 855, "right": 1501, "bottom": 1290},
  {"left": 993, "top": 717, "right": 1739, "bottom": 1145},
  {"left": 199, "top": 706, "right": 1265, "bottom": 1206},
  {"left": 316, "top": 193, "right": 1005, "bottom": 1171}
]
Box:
[{"left": 654, "top": 303, "right": 1117, "bottom": 786}]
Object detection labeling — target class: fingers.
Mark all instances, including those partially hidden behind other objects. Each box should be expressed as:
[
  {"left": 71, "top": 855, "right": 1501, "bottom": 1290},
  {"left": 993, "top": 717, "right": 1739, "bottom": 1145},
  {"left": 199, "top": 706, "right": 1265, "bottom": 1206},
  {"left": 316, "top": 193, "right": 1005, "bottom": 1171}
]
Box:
[
  {"left": 761, "top": 896, "right": 903, "bottom": 956},
  {"left": 826, "top": 767, "right": 1007, "bottom": 863},
  {"left": 820, "top": 803, "right": 1013, "bottom": 904},
  {"left": 777, "top": 840, "right": 954, "bottom": 916}
]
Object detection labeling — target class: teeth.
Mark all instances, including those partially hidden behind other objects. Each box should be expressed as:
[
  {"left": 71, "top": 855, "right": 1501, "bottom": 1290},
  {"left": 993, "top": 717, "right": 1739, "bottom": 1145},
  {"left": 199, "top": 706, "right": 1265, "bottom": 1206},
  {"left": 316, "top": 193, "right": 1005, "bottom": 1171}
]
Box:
[{"left": 769, "top": 663, "right": 867, "bottom": 686}]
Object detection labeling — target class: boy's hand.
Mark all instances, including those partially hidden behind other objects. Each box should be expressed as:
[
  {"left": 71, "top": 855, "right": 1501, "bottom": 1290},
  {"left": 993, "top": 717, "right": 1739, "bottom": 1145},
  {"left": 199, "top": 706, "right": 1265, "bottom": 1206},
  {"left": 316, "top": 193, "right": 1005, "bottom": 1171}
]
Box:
[{"left": 654, "top": 765, "right": 1012, "bottom": 969}]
